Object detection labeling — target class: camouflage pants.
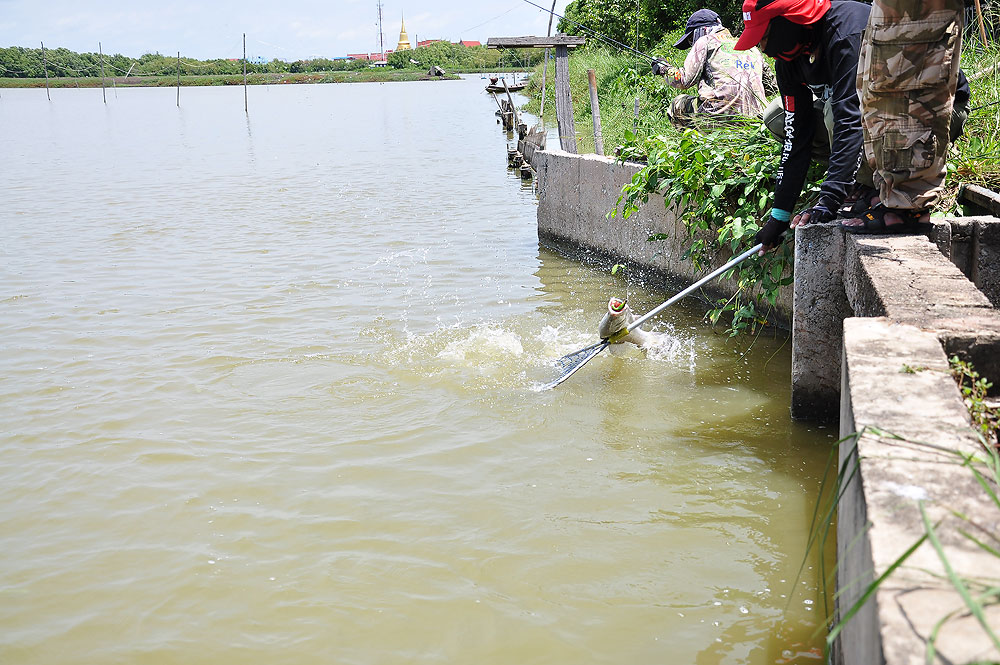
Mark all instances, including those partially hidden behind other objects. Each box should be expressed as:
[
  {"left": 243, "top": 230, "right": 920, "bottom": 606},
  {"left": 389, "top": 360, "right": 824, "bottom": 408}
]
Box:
[
  {"left": 668, "top": 94, "right": 699, "bottom": 126},
  {"left": 857, "top": 0, "right": 964, "bottom": 210},
  {"left": 669, "top": 94, "right": 743, "bottom": 128}
]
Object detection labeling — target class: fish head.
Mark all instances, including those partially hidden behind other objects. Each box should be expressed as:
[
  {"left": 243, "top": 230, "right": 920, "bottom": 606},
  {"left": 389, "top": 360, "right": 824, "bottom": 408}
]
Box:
[{"left": 597, "top": 297, "right": 634, "bottom": 340}]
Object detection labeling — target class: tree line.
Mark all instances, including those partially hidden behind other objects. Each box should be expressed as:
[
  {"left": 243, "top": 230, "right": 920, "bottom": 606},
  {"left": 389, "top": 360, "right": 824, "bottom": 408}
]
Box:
[
  {"left": 387, "top": 41, "right": 543, "bottom": 71},
  {"left": 0, "top": 43, "right": 543, "bottom": 79},
  {"left": 0, "top": 46, "right": 369, "bottom": 78}
]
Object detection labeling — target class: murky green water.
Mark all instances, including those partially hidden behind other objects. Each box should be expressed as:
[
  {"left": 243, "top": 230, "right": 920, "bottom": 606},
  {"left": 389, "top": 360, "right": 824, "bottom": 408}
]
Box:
[{"left": 0, "top": 78, "right": 834, "bottom": 664}]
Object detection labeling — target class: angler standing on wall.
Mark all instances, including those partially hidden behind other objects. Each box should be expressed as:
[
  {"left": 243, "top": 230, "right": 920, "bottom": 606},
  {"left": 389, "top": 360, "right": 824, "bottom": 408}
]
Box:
[
  {"left": 734, "top": 0, "right": 873, "bottom": 253},
  {"left": 841, "top": 0, "right": 966, "bottom": 233},
  {"left": 651, "top": 9, "right": 768, "bottom": 126}
]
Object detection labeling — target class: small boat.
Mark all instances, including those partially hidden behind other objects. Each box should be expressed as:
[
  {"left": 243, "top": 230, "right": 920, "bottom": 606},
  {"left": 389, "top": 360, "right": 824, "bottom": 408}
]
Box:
[{"left": 486, "top": 82, "right": 526, "bottom": 93}]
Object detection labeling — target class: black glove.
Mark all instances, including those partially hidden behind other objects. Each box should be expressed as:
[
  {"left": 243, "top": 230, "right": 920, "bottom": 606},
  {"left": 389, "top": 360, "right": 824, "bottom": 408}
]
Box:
[
  {"left": 651, "top": 58, "right": 670, "bottom": 76},
  {"left": 754, "top": 215, "right": 790, "bottom": 249},
  {"left": 793, "top": 205, "right": 835, "bottom": 226}
]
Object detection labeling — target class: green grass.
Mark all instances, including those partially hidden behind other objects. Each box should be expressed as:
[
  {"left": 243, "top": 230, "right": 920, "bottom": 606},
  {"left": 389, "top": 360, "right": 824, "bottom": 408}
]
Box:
[
  {"left": 947, "top": 40, "right": 1000, "bottom": 208},
  {"left": 814, "top": 425, "right": 1000, "bottom": 661},
  {"left": 520, "top": 45, "right": 679, "bottom": 155}
]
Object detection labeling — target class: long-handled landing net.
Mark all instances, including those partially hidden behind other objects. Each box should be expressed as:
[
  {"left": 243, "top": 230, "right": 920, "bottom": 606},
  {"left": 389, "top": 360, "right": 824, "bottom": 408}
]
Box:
[
  {"left": 539, "top": 243, "right": 765, "bottom": 390},
  {"left": 544, "top": 340, "right": 610, "bottom": 389}
]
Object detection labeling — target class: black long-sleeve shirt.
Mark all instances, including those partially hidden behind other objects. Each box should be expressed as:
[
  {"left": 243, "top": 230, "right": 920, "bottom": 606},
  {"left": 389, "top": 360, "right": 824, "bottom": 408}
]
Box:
[{"left": 773, "top": 0, "right": 871, "bottom": 214}]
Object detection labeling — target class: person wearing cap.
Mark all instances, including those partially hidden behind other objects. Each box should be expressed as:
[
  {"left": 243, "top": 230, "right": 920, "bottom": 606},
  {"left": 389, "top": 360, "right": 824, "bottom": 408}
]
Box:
[
  {"left": 840, "top": 0, "right": 966, "bottom": 233},
  {"left": 734, "top": 0, "right": 873, "bottom": 253},
  {"left": 651, "top": 9, "right": 767, "bottom": 126}
]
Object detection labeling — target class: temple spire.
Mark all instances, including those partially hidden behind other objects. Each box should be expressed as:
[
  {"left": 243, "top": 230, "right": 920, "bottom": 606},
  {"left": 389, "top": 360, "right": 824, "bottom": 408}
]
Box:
[{"left": 396, "top": 14, "right": 411, "bottom": 51}]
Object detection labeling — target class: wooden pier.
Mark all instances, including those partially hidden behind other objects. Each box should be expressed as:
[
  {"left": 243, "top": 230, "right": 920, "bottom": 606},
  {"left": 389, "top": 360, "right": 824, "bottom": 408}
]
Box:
[{"left": 487, "top": 35, "right": 585, "bottom": 154}]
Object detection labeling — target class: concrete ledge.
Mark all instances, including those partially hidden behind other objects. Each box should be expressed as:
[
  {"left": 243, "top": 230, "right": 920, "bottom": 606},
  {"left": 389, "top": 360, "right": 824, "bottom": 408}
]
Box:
[
  {"left": 838, "top": 318, "right": 1000, "bottom": 665},
  {"left": 792, "top": 223, "right": 851, "bottom": 420},
  {"left": 959, "top": 183, "right": 1000, "bottom": 217},
  {"left": 793, "top": 222, "right": 1000, "bottom": 421},
  {"left": 844, "top": 233, "right": 1000, "bottom": 388}
]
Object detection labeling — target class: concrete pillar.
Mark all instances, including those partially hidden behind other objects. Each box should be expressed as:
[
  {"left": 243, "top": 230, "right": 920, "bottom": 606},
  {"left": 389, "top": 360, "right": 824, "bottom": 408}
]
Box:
[{"left": 792, "top": 222, "right": 851, "bottom": 421}]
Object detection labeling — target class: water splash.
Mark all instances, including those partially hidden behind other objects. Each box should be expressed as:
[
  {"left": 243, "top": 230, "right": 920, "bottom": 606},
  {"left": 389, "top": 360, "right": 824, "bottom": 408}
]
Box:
[{"left": 436, "top": 326, "right": 524, "bottom": 362}]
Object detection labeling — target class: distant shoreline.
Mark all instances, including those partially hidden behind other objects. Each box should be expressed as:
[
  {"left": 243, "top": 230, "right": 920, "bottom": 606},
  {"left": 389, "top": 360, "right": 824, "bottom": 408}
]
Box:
[{"left": 0, "top": 70, "right": 465, "bottom": 88}]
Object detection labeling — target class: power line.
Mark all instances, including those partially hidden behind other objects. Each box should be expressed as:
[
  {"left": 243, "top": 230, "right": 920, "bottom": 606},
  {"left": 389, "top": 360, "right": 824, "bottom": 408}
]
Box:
[
  {"left": 517, "top": 0, "right": 654, "bottom": 62},
  {"left": 460, "top": 5, "right": 520, "bottom": 35}
]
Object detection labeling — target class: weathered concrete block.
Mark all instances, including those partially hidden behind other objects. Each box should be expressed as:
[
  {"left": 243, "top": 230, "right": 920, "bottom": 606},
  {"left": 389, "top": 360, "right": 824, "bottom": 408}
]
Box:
[
  {"left": 838, "top": 318, "right": 1000, "bottom": 665},
  {"left": 535, "top": 149, "right": 582, "bottom": 244},
  {"left": 946, "top": 218, "right": 976, "bottom": 280},
  {"left": 930, "top": 219, "right": 952, "bottom": 261},
  {"left": 845, "top": 234, "right": 1000, "bottom": 386},
  {"left": 792, "top": 222, "right": 850, "bottom": 421},
  {"left": 974, "top": 216, "right": 1000, "bottom": 308}
]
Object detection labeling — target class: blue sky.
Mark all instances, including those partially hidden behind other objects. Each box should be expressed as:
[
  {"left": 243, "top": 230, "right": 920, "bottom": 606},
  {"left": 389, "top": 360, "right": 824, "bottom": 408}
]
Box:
[{"left": 0, "top": 0, "right": 573, "bottom": 60}]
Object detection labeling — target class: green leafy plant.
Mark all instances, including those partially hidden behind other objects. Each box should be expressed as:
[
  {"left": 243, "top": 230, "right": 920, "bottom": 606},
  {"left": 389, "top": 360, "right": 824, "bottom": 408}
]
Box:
[
  {"left": 611, "top": 121, "right": 811, "bottom": 335},
  {"left": 950, "top": 356, "right": 1000, "bottom": 447}
]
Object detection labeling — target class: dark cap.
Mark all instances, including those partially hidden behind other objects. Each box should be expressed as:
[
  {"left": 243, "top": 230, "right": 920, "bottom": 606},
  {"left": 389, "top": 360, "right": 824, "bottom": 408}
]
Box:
[{"left": 673, "top": 9, "right": 723, "bottom": 49}]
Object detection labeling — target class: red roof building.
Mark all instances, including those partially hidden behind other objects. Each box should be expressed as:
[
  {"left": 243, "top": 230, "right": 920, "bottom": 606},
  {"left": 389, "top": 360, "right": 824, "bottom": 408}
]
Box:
[
  {"left": 457, "top": 40, "right": 482, "bottom": 47},
  {"left": 347, "top": 51, "right": 393, "bottom": 61},
  {"left": 416, "top": 39, "right": 442, "bottom": 48}
]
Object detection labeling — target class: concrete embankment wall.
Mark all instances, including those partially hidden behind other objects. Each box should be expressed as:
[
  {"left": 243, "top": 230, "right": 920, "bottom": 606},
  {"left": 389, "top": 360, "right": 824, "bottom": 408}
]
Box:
[{"left": 531, "top": 145, "right": 1000, "bottom": 665}]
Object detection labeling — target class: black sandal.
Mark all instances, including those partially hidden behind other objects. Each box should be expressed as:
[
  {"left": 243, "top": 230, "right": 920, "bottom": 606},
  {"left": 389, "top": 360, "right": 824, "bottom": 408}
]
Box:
[{"left": 841, "top": 203, "right": 930, "bottom": 235}]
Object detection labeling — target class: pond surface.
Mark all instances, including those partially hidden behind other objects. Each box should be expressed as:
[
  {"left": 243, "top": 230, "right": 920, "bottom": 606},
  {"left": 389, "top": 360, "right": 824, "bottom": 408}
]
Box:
[{"left": 0, "top": 77, "right": 833, "bottom": 664}]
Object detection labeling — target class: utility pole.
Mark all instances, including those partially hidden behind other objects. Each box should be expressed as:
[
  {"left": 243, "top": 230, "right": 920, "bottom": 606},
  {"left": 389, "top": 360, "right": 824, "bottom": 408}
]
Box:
[
  {"left": 41, "top": 41, "right": 50, "bottom": 101},
  {"left": 377, "top": 2, "right": 385, "bottom": 61},
  {"left": 99, "top": 41, "right": 106, "bottom": 104},
  {"left": 243, "top": 34, "right": 248, "bottom": 113}
]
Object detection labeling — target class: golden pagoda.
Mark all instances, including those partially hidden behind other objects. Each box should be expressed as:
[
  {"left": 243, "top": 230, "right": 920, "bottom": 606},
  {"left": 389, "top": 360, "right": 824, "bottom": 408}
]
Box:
[{"left": 396, "top": 16, "right": 411, "bottom": 51}]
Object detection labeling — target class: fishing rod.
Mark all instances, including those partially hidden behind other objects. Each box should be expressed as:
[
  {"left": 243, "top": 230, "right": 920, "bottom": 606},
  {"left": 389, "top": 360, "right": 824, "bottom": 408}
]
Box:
[
  {"left": 520, "top": 0, "right": 771, "bottom": 116},
  {"left": 519, "top": 0, "right": 657, "bottom": 63},
  {"left": 519, "top": 0, "right": 763, "bottom": 95}
]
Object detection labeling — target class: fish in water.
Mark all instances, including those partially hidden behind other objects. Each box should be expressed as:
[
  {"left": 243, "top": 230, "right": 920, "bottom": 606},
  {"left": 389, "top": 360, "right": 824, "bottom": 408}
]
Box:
[{"left": 597, "top": 297, "right": 654, "bottom": 348}]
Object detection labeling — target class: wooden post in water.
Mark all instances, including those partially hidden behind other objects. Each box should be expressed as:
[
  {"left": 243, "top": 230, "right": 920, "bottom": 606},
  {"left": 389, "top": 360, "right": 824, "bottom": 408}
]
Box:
[
  {"left": 587, "top": 69, "right": 604, "bottom": 156},
  {"left": 176, "top": 52, "right": 181, "bottom": 106},
  {"left": 41, "top": 41, "right": 50, "bottom": 101},
  {"left": 99, "top": 42, "right": 106, "bottom": 104},
  {"left": 486, "top": 36, "right": 584, "bottom": 153},
  {"left": 243, "top": 34, "right": 248, "bottom": 114},
  {"left": 554, "top": 45, "right": 576, "bottom": 153},
  {"left": 502, "top": 78, "right": 519, "bottom": 131}
]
